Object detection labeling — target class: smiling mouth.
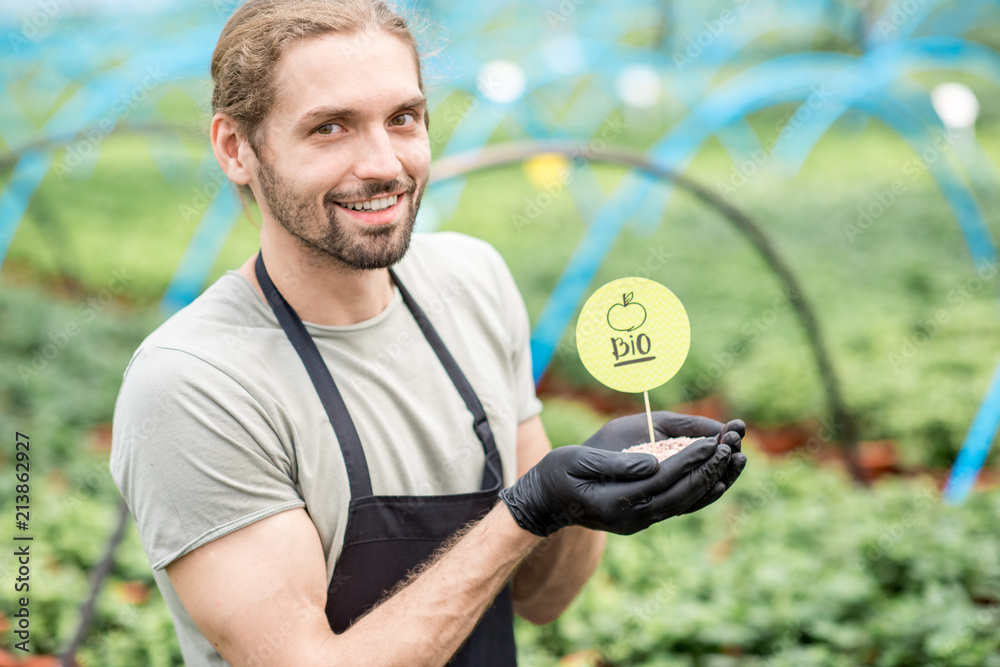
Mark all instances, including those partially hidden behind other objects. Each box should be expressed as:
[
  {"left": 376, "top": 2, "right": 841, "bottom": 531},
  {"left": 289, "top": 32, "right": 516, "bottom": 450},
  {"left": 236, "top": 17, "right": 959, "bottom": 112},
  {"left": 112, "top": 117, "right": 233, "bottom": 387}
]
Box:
[{"left": 334, "top": 194, "right": 400, "bottom": 212}]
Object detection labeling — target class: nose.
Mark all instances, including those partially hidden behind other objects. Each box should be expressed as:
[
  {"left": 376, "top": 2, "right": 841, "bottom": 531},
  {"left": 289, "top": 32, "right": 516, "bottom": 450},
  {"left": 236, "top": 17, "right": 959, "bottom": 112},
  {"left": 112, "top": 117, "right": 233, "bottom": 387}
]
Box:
[{"left": 353, "top": 127, "right": 403, "bottom": 182}]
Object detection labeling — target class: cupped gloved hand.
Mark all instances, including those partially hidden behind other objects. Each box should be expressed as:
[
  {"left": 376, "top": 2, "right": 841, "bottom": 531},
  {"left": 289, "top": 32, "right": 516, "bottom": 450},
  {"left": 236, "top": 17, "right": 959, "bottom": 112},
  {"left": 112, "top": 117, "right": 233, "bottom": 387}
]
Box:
[
  {"left": 582, "top": 411, "right": 748, "bottom": 514},
  {"left": 499, "top": 439, "right": 733, "bottom": 537}
]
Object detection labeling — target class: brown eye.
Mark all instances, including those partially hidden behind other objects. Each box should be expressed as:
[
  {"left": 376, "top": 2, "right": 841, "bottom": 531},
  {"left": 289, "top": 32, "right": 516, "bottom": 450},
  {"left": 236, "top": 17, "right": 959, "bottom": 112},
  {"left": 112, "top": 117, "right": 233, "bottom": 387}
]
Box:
[
  {"left": 316, "top": 123, "right": 342, "bottom": 135},
  {"left": 391, "top": 113, "right": 415, "bottom": 127}
]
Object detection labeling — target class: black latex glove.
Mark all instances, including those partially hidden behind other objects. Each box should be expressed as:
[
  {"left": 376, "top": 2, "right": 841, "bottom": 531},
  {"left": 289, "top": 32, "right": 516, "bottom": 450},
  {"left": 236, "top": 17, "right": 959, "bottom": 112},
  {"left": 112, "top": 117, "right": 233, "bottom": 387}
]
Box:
[
  {"left": 582, "top": 411, "right": 748, "bottom": 513},
  {"left": 499, "top": 441, "right": 733, "bottom": 536}
]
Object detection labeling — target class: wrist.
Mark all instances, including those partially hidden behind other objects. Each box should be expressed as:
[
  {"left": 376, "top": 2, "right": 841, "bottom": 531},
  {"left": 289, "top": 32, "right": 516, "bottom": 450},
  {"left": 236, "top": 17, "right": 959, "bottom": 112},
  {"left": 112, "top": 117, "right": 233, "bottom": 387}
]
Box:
[{"left": 491, "top": 501, "right": 545, "bottom": 556}]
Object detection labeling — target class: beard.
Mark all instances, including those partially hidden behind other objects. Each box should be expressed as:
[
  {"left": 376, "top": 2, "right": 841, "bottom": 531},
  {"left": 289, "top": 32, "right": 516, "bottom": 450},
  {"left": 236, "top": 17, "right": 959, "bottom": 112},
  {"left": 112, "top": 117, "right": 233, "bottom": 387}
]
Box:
[{"left": 256, "top": 158, "right": 424, "bottom": 271}]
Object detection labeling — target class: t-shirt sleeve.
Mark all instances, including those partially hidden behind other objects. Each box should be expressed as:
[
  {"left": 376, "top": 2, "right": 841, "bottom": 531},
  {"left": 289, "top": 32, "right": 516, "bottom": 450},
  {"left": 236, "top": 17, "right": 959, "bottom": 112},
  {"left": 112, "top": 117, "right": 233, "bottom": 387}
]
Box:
[
  {"left": 110, "top": 345, "right": 305, "bottom": 571},
  {"left": 488, "top": 247, "right": 544, "bottom": 424}
]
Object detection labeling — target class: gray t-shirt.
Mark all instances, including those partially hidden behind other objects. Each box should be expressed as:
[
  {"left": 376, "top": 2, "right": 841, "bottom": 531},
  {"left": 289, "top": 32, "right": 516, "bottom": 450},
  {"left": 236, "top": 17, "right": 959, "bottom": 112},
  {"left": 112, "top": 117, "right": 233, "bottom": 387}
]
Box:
[{"left": 110, "top": 232, "right": 542, "bottom": 666}]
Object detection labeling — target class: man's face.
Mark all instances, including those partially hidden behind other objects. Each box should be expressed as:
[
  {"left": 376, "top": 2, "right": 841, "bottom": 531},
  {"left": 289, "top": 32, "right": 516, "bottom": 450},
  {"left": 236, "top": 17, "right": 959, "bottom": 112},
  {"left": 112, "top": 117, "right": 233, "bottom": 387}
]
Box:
[{"left": 252, "top": 30, "right": 430, "bottom": 271}]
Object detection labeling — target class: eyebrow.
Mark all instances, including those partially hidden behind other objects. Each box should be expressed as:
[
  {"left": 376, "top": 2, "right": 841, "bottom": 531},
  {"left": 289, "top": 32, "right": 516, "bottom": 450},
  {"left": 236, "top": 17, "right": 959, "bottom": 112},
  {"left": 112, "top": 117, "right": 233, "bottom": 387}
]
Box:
[{"left": 295, "top": 96, "right": 427, "bottom": 132}]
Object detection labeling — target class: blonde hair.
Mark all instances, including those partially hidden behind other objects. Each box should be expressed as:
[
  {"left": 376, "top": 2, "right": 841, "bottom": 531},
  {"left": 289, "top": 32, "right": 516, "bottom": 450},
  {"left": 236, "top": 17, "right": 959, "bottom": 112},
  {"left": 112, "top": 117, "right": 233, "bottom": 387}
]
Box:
[{"left": 211, "top": 0, "right": 425, "bottom": 204}]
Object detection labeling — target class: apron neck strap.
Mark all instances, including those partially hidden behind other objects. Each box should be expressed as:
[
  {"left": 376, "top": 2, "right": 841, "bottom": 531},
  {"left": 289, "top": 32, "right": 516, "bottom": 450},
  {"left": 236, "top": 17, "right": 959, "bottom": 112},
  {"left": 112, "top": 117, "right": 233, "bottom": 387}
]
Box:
[
  {"left": 389, "top": 268, "right": 503, "bottom": 490},
  {"left": 255, "top": 252, "right": 503, "bottom": 496},
  {"left": 255, "top": 252, "right": 373, "bottom": 498}
]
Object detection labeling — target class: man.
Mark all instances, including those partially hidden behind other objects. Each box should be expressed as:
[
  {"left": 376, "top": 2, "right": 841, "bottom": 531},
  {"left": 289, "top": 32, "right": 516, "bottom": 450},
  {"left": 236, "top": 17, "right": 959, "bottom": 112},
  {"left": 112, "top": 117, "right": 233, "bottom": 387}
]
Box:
[{"left": 110, "top": 1, "right": 747, "bottom": 665}]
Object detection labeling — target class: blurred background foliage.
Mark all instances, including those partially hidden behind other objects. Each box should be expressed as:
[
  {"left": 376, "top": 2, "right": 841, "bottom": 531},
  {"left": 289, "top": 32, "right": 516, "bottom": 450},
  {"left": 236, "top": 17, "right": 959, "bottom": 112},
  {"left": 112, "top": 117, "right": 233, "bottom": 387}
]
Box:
[{"left": 2, "top": 0, "right": 1000, "bottom": 664}]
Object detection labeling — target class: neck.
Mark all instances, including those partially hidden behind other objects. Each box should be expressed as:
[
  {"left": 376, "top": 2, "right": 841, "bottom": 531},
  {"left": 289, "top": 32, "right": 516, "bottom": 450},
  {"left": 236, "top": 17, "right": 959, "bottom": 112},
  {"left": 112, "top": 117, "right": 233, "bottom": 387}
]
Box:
[{"left": 238, "top": 223, "right": 394, "bottom": 326}]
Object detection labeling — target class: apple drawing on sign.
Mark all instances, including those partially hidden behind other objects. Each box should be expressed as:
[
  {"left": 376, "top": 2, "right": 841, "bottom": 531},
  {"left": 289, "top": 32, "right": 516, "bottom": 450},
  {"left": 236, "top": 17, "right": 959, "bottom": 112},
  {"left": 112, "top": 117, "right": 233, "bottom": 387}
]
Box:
[
  {"left": 577, "top": 277, "right": 690, "bottom": 394},
  {"left": 607, "top": 292, "right": 647, "bottom": 332}
]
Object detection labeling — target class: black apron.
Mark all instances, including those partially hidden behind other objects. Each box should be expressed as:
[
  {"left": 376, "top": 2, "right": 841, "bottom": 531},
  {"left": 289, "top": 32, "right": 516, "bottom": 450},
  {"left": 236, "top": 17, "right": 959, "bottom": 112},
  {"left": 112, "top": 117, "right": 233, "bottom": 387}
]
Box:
[{"left": 255, "top": 253, "right": 517, "bottom": 665}]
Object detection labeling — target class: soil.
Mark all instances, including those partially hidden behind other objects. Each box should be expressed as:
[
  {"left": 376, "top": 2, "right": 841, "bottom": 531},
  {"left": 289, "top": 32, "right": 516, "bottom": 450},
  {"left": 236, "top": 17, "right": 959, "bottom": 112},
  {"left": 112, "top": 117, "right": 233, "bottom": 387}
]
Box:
[{"left": 624, "top": 436, "right": 699, "bottom": 462}]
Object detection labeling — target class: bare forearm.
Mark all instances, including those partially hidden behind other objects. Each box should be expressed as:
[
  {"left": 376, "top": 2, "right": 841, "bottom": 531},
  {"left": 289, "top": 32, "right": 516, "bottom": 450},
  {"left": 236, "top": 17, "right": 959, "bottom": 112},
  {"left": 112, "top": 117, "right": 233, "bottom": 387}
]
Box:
[
  {"left": 315, "top": 504, "right": 543, "bottom": 666},
  {"left": 511, "top": 526, "right": 605, "bottom": 624}
]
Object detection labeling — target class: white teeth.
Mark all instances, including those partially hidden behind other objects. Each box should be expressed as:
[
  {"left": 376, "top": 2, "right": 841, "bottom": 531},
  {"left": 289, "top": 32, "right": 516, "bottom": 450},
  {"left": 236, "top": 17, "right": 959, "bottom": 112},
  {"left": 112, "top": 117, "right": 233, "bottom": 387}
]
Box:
[{"left": 340, "top": 195, "right": 398, "bottom": 212}]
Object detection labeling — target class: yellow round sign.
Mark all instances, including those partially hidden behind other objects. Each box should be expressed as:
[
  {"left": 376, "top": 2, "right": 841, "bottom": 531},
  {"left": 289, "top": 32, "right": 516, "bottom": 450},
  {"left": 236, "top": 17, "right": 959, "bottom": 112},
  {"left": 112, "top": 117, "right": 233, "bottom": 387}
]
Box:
[{"left": 575, "top": 277, "right": 691, "bottom": 393}]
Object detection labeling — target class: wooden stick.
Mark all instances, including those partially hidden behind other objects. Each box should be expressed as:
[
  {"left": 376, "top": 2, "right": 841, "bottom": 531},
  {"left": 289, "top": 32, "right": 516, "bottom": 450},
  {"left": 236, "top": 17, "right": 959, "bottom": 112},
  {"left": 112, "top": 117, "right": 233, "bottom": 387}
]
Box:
[{"left": 643, "top": 390, "right": 655, "bottom": 445}]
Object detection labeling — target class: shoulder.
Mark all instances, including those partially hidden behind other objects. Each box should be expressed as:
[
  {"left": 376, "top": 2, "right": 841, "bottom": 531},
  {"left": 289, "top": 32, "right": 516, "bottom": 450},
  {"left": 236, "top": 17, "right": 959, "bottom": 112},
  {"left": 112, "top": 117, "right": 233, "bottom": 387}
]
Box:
[
  {"left": 110, "top": 285, "right": 297, "bottom": 509},
  {"left": 110, "top": 343, "right": 272, "bottom": 469},
  {"left": 112, "top": 273, "right": 290, "bottom": 456},
  {"left": 121, "top": 272, "right": 282, "bottom": 388},
  {"left": 139, "top": 272, "right": 274, "bottom": 360}
]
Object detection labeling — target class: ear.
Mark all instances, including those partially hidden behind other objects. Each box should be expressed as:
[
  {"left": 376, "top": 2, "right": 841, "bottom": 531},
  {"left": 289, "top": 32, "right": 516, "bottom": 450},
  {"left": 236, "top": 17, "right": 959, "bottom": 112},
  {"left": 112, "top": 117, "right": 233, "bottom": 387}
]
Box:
[{"left": 211, "top": 113, "right": 256, "bottom": 189}]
